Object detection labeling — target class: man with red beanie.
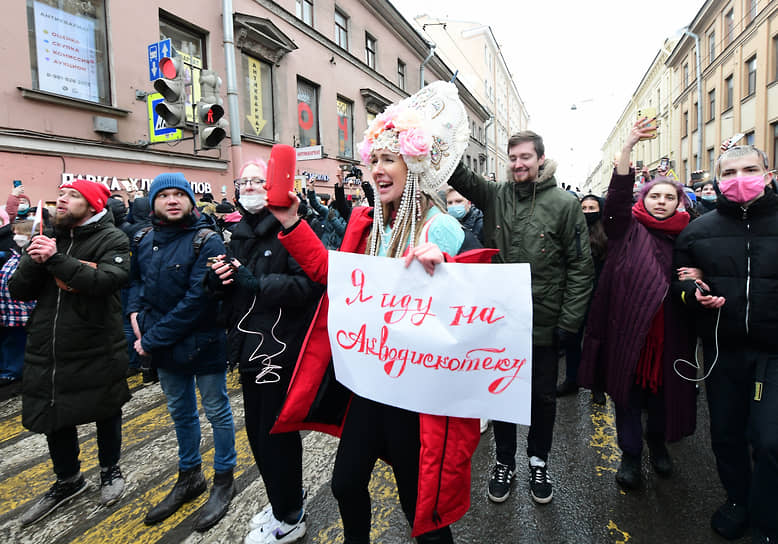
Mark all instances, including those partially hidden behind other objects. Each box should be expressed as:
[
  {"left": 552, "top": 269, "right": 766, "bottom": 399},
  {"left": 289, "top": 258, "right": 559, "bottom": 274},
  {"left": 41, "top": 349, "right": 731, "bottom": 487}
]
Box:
[{"left": 9, "top": 179, "right": 131, "bottom": 525}]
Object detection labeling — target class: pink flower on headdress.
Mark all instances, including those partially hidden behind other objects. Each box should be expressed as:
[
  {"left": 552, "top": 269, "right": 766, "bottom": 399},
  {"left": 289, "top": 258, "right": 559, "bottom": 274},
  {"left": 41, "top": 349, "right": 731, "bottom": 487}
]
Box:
[
  {"left": 392, "top": 109, "right": 422, "bottom": 131},
  {"left": 398, "top": 127, "right": 431, "bottom": 157},
  {"left": 357, "top": 138, "right": 372, "bottom": 165}
]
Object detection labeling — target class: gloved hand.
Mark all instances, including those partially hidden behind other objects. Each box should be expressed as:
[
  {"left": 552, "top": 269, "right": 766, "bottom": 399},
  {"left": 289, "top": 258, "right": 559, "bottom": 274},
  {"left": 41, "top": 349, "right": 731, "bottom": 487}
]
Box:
[{"left": 554, "top": 327, "right": 579, "bottom": 349}]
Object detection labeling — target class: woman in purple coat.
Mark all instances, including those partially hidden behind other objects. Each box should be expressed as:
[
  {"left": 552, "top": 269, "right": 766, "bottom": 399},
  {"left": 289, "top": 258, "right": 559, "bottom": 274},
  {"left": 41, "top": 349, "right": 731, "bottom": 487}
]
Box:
[{"left": 578, "top": 119, "right": 697, "bottom": 490}]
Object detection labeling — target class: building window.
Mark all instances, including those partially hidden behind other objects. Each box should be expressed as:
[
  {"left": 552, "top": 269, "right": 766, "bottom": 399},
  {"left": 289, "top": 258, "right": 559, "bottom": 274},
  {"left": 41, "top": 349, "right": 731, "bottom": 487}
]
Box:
[
  {"left": 336, "top": 97, "right": 353, "bottom": 158},
  {"left": 365, "top": 34, "right": 376, "bottom": 69},
  {"left": 160, "top": 18, "right": 206, "bottom": 123},
  {"left": 725, "top": 9, "right": 735, "bottom": 45},
  {"left": 773, "top": 35, "right": 778, "bottom": 81},
  {"left": 683, "top": 63, "right": 689, "bottom": 87},
  {"left": 708, "top": 147, "right": 715, "bottom": 173},
  {"left": 296, "top": 0, "right": 313, "bottom": 26},
  {"left": 297, "top": 78, "right": 319, "bottom": 146},
  {"left": 693, "top": 102, "right": 699, "bottom": 131},
  {"left": 682, "top": 110, "right": 689, "bottom": 137},
  {"left": 397, "top": 60, "right": 406, "bottom": 90},
  {"left": 240, "top": 54, "right": 274, "bottom": 140},
  {"left": 746, "top": 56, "right": 757, "bottom": 96},
  {"left": 725, "top": 75, "right": 734, "bottom": 109},
  {"left": 334, "top": 9, "right": 348, "bottom": 50},
  {"left": 708, "top": 89, "right": 716, "bottom": 121},
  {"left": 708, "top": 30, "right": 716, "bottom": 63},
  {"left": 772, "top": 122, "right": 778, "bottom": 168},
  {"left": 748, "top": 0, "right": 758, "bottom": 23},
  {"left": 683, "top": 160, "right": 688, "bottom": 183},
  {"left": 746, "top": 131, "right": 755, "bottom": 145},
  {"left": 26, "top": 0, "right": 110, "bottom": 104}
]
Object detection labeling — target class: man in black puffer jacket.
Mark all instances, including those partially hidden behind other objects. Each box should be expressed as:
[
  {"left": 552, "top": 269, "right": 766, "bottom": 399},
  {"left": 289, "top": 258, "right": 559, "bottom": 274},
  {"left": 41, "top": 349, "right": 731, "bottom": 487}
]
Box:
[
  {"left": 674, "top": 145, "right": 778, "bottom": 544},
  {"left": 10, "top": 179, "right": 130, "bottom": 525},
  {"left": 208, "top": 159, "right": 321, "bottom": 544}
]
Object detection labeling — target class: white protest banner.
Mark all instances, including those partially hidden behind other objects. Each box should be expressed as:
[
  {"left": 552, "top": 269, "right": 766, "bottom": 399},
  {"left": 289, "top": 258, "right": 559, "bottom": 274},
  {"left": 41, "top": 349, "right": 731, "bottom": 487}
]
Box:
[{"left": 327, "top": 251, "right": 533, "bottom": 425}]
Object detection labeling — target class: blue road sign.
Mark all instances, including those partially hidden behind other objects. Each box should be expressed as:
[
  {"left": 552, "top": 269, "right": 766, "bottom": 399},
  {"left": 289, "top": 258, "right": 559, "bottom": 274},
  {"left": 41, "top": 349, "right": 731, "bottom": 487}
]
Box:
[
  {"left": 148, "top": 39, "right": 173, "bottom": 82},
  {"left": 148, "top": 92, "right": 182, "bottom": 142},
  {"left": 147, "top": 43, "right": 158, "bottom": 81}
]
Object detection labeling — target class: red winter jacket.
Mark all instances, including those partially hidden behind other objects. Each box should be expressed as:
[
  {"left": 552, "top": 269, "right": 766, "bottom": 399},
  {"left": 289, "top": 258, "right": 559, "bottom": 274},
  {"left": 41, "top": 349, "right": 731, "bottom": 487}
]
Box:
[{"left": 272, "top": 206, "right": 497, "bottom": 536}]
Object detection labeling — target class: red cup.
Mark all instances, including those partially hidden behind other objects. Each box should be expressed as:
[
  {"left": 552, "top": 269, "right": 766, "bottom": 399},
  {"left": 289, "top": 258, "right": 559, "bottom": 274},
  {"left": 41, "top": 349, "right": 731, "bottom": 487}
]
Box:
[{"left": 265, "top": 144, "right": 296, "bottom": 207}]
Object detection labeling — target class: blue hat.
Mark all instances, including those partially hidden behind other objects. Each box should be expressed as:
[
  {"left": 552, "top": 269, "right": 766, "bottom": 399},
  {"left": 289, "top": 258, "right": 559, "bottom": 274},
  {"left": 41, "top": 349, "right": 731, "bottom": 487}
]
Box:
[{"left": 149, "top": 173, "right": 196, "bottom": 205}]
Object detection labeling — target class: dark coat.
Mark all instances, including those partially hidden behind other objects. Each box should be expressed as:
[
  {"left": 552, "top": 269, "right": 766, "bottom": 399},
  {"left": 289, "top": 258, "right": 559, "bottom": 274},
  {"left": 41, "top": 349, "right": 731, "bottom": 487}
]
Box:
[
  {"left": 459, "top": 206, "right": 484, "bottom": 243},
  {"left": 9, "top": 211, "right": 131, "bottom": 434},
  {"left": 127, "top": 211, "right": 227, "bottom": 375},
  {"left": 307, "top": 190, "right": 346, "bottom": 249},
  {"left": 578, "top": 170, "right": 696, "bottom": 442},
  {"left": 122, "top": 197, "right": 152, "bottom": 239},
  {"left": 673, "top": 190, "right": 778, "bottom": 352},
  {"left": 217, "top": 209, "right": 321, "bottom": 373}
]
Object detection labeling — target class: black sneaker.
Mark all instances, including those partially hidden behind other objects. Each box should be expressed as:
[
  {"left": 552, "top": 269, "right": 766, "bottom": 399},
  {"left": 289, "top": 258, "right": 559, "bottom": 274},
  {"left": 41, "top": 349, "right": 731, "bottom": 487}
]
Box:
[
  {"left": 20, "top": 474, "right": 88, "bottom": 526},
  {"left": 487, "top": 463, "right": 514, "bottom": 503},
  {"left": 711, "top": 501, "right": 748, "bottom": 540},
  {"left": 142, "top": 368, "right": 158, "bottom": 384},
  {"left": 529, "top": 459, "right": 553, "bottom": 504}
]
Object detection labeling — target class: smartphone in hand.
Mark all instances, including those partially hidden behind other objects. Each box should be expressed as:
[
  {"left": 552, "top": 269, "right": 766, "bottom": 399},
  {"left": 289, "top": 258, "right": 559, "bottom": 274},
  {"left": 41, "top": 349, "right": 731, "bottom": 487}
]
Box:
[{"left": 636, "top": 107, "right": 658, "bottom": 140}]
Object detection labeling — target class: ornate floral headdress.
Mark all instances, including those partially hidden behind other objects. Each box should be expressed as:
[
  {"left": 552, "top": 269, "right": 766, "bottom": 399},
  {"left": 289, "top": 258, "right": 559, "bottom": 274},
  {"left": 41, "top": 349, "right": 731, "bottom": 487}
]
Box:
[{"left": 357, "top": 81, "right": 469, "bottom": 256}]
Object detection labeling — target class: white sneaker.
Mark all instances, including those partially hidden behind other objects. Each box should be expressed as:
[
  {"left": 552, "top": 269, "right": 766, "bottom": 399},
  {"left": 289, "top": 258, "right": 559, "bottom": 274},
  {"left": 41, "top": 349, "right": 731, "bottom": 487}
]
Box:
[
  {"left": 244, "top": 513, "right": 306, "bottom": 544},
  {"left": 248, "top": 489, "right": 307, "bottom": 531}
]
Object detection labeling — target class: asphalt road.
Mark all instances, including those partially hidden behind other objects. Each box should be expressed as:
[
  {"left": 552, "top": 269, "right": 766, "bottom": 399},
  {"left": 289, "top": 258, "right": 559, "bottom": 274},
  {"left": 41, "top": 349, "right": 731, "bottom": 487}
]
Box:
[{"left": 0, "top": 360, "right": 750, "bottom": 543}]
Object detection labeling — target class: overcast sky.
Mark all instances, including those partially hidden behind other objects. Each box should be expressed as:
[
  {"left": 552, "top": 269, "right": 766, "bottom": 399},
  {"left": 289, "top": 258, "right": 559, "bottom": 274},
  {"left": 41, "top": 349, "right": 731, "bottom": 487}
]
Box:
[{"left": 389, "top": 0, "right": 703, "bottom": 185}]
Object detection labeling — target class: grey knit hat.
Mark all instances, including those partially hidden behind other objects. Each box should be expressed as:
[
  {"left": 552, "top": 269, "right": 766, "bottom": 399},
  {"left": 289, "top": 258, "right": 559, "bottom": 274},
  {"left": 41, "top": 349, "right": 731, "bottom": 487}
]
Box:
[{"left": 149, "top": 173, "right": 196, "bottom": 205}]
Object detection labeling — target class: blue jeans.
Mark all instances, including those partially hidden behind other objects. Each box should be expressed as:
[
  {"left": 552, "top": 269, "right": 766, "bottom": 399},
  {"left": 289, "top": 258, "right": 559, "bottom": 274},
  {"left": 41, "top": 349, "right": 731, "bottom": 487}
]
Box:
[
  {"left": 0, "top": 327, "right": 26, "bottom": 380},
  {"left": 157, "top": 369, "right": 237, "bottom": 473}
]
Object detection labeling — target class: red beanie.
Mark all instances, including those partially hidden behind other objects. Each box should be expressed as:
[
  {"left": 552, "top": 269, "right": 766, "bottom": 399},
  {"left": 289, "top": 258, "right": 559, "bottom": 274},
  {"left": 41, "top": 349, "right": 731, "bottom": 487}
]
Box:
[{"left": 60, "top": 179, "right": 111, "bottom": 212}]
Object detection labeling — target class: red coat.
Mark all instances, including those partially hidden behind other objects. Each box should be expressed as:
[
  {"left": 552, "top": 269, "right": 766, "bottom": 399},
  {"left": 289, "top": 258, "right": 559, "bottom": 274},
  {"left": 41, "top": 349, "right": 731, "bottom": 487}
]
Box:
[{"left": 272, "top": 206, "right": 497, "bottom": 536}]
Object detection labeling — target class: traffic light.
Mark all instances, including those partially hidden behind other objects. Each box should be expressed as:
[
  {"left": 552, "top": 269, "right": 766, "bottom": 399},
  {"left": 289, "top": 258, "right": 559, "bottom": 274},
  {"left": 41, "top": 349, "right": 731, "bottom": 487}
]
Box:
[
  {"left": 153, "top": 55, "right": 186, "bottom": 128},
  {"left": 197, "top": 69, "right": 228, "bottom": 149}
]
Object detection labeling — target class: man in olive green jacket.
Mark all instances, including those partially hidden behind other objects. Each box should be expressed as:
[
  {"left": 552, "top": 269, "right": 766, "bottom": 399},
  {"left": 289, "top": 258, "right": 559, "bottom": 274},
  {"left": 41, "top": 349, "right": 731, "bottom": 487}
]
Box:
[{"left": 448, "top": 130, "right": 593, "bottom": 506}]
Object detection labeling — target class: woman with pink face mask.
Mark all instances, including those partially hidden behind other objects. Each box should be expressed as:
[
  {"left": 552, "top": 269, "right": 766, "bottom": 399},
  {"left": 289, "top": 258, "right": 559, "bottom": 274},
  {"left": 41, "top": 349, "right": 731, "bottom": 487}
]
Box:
[{"left": 578, "top": 118, "right": 698, "bottom": 491}]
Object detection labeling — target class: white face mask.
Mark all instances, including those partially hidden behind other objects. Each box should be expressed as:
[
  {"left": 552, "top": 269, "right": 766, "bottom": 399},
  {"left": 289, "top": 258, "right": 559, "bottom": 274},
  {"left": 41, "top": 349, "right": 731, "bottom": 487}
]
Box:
[
  {"left": 239, "top": 193, "right": 267, "bottom": 214},
  {"left": 13, "top": 235, "right": 29, "bottom": 247}
]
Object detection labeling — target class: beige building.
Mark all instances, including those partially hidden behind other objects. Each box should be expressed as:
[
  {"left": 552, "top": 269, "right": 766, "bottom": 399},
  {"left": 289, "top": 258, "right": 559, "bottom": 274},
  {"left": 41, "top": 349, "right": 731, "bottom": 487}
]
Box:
[
  {"left": 414, "top": 16, "right": 529, "bottom": 179},
  {"left": 0, "top": 0, "right": 488, "bottom": 205},
  {"left": 668, "top": 0, "right": 778, "bottom": 184},
  {"left": 590, "top": 38, "right": 679, "bottom": 195}
]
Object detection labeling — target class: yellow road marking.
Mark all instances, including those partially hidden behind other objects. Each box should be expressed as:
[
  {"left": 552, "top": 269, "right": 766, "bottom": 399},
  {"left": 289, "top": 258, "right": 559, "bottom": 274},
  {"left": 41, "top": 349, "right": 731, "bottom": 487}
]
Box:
[
  {"left": 0, "top": 373, "right": 240, "bottom": 513},
  {"left": 314, "top": 460, "right": 402, "bottom": 543},
  {"left": 71, "top": 429, "right": 255, "bottom": 544},
  {"left": 0, "top": 375, "right": 144, "bottom": 447},
  {"left": 607, "top": 520, "right": 631, "bottom": 542},
  {"left": 589, "top": 401, "right": 619, "bottom": 476}
]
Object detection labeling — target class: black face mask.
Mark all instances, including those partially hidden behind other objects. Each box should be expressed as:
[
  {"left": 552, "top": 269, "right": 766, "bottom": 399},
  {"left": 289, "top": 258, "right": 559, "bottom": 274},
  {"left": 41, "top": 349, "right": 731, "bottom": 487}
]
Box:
[{"left": 584, "top": 211, "right": 601, "bottom": 226}]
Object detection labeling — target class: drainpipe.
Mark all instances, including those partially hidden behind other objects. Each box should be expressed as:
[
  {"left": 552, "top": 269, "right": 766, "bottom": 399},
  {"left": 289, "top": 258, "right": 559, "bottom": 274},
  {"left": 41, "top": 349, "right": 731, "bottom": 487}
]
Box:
[
  {"left": 683, "top": 28, "right": 703, "bottom": 171},
  {"left": 223, "top": 0, "right": 242, "bottom": 180},
  {"left": 419, "top": 42, "right": 435, "bottom": 90}
]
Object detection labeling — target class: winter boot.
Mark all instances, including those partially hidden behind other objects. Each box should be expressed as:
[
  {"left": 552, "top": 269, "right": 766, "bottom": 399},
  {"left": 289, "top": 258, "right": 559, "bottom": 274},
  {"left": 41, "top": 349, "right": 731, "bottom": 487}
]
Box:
[
  {"left": 615, "top": 452, "right": 642, "bottom": 490},
  {"left": 195, "top": 468, "right": 236, "bottom": 532},
  {"left": 144, "top": 464, "right": 207, "bottom": 525}
]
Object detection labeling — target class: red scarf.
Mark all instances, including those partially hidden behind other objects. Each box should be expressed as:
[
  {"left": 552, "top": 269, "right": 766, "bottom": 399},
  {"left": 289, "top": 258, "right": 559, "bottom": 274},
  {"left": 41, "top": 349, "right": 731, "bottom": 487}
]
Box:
[
  {"left": 635, "top": 305, "right": 664, "bottom": 393},
  {"left": 631, "top": 199, "right": 689, "bottom": 235}
]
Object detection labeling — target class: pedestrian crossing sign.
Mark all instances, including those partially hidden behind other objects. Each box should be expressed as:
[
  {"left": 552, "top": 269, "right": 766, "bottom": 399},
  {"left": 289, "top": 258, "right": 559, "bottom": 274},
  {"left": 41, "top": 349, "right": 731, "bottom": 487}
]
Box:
[{"left": 147, "top": 92, "right": 182, "bottom": 143}]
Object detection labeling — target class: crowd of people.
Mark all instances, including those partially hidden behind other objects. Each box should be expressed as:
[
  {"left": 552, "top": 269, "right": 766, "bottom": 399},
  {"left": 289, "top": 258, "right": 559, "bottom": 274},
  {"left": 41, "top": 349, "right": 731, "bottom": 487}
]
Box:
[{"left": 2, "top": 81, "right": 775, "bottom": 544}]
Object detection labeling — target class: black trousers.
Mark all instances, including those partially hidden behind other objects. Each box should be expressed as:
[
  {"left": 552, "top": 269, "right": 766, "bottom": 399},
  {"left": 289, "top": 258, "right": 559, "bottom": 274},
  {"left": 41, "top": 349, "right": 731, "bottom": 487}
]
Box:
[
  {"left": 330, "top": 395, "right": 453, "bottom": 544},
  {"left": 241, "top": 371, "right": 303, "bottom": 524},
  {"left": 46, "top": 410, "right": 122, "bottom": 480},
  {"left": 494, "top": 344, "right": 558, "bottom": 469},
  {"left": 705, "top": 344, "right": 778, "bottom": 535}
]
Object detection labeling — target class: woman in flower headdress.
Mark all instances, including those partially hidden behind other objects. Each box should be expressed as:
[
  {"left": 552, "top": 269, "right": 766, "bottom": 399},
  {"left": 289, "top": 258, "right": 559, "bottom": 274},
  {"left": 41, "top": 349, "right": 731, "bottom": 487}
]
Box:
[{"left": 265, "top": 81, "right": 495, "bottom": 544}]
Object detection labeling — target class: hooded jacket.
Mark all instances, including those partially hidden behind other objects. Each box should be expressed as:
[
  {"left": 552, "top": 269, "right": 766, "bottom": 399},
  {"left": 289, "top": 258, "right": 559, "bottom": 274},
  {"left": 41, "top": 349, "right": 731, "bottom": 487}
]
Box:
[
  {"left": 122, "top": 197, "right": 152, "bottom": 239},
  {"left": 272, "top": 207, "right": 497, "bottom": 537},
  {"left": 9, "top": 211, "right": 131, "bottom": 434},
  {"left": 447, "top": 160, "right": 594, "bottom": 346},
  {"left": 127, "top": 211, "right": 227, "bottom": 375}
]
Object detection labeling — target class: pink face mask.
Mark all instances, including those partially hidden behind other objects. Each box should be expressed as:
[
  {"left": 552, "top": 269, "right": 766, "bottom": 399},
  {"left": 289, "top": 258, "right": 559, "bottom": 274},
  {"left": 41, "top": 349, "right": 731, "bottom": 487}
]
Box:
[{"left": 717, "top": 174, "right": 766, "bottom": 203}]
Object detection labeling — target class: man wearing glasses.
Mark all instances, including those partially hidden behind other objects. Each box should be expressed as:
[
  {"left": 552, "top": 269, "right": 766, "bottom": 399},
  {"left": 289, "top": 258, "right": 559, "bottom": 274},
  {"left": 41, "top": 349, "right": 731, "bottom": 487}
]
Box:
[{"left": 207, "top": 160, "right": 321, "bottom": 544}]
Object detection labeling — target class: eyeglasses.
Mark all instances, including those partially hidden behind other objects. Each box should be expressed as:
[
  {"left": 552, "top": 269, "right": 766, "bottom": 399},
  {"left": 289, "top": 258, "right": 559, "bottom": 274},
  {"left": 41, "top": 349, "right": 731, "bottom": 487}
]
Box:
[{"left": 235, "top": 177, "right": 266, "bottom": 188}]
